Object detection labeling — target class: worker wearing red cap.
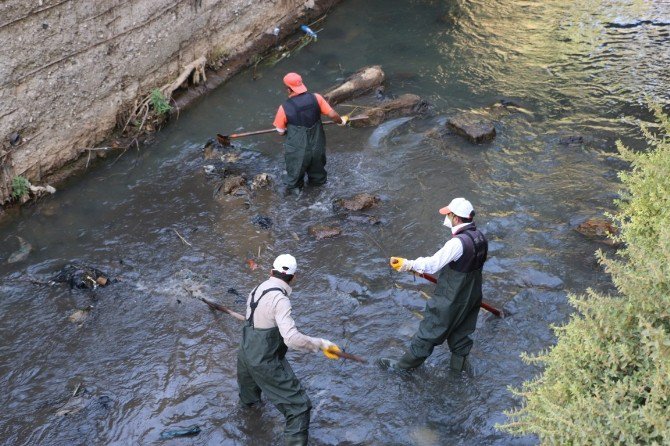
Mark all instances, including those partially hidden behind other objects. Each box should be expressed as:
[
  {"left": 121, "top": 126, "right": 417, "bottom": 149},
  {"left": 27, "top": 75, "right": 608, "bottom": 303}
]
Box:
[
  {"left": 273, "top": 72, "right": 347, "bottom": 195},
  {"left": 380, "top": 198, "right": 488, "bottom": 373}
]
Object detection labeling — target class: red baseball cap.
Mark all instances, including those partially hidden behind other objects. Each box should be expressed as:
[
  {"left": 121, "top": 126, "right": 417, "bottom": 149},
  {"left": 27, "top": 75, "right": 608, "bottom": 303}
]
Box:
[{"left": 283, "top": 72, "right": 307, "bottom": 94}]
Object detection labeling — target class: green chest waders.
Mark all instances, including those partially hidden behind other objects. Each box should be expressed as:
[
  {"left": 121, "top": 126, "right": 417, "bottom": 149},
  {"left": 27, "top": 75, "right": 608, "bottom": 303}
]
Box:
[
  {"left": 284, "top": 121, "right": 327, "bottom": 190},
  {"left": 236, "top": 286, "right": 312, "bottom": 445},
  {"left": 398, "top": 266, "right": 483, "bottom": 369}
]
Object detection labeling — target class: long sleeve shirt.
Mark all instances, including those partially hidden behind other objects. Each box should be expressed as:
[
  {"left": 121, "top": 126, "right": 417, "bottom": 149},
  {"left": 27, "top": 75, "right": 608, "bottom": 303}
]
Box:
[
  {"left": 410, "top": 222, "right": 471, "bottom": 274},
  {"left": 245, "top": 276, "right": 324, "bottom": 352}
]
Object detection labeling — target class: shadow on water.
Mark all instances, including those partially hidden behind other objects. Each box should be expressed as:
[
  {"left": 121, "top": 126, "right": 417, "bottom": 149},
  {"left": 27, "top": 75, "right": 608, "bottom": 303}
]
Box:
[{"left": 1, "top": 0, "right": 668, "bottom": 444}]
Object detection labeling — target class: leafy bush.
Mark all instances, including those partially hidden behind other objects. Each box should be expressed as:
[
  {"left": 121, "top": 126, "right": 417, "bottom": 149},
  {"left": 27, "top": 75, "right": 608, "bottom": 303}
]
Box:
[
  {"left": 500, "top": 104, "right": 670, "bottom": 444},
  {"left": 150, "top": 88, "right": 171, "bottom": 116},
  {"left": 11, "top": 176, "right": 30, "bottom": 199}
]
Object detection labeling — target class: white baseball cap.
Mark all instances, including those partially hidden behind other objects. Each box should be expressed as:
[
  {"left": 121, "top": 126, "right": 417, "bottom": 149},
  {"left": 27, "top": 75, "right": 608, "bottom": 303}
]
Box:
[
  {"left": 439, "top": 198, "right": 474, "bottom": 219},
  {"left": 273, "top": 254, "right": 297, "bottom": 275}
]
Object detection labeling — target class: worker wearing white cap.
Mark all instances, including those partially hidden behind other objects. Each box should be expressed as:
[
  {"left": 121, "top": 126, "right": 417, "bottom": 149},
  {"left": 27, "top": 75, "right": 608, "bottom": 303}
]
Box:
[
  {"left": 380, "top": 198, "right": 488, "bottom": 373},
  {"left": 237, "top": 254, "right": 340, "bottom": 446}
]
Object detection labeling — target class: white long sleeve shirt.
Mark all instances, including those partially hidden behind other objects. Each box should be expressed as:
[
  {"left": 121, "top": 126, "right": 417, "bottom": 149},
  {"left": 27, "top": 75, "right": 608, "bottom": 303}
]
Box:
[
  {"left": 245, "top": 277, "right": 324, "bottom": 352},
  {"left": 410, "top": 222, "right": 471, "bottom": 274}
]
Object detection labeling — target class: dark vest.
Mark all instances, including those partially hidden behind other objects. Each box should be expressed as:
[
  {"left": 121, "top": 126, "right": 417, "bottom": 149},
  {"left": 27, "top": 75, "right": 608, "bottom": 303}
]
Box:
[
  {"left": 448, "top": 224, "right": 488, "bottom": 273},
  {"left": 283, "top": 93, "right": 321, "bottom": 128}
]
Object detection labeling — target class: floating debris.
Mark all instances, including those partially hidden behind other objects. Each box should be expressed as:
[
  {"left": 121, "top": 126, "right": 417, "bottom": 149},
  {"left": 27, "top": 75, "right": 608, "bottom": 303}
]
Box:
[{"left": 50, "top": 264, "right": 111, "bottom": 290}]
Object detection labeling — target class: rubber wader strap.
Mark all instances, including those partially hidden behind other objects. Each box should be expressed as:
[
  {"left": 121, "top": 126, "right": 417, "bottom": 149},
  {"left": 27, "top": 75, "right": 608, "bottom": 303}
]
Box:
[{"left": 248, "top": 286, "right": 287, "bottom": 327}]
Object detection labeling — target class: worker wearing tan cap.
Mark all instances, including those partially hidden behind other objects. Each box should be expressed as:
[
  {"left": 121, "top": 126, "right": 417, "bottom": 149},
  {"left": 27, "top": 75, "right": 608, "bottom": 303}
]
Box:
[
  {"left": 380, "top": 198, "right": 488, "bottom": 373},
  {"left": 273, "top": 72, "right": 347, "bottom": 196},
  {"left": 237, "top": 254, "right": 341, "bottom": 445}
]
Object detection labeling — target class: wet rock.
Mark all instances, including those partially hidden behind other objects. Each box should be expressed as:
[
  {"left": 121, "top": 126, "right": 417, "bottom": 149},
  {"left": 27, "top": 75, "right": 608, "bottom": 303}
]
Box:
[
  {"left": 217, "top": 175, "right": 247, "bottom": 196},
  {"left": 308, "top": 224, "right": 342, "bottom": 240},
  {"left": 203, "top": 138, "right": 222, "bottom": 160},
  {"left": 51, "top": 264, "right": 111, "bottom": 289},
  {"left": 251, "top": 215, "right": 273, "bottom": 229},
  {"left": 334, "top": 193, "right": 380, "bottom": 212},
  {"left": 447, "top": 112, "right": 496, "bottom": 143},
  {"left": 574, "top": 218, "right": 618, "bottom": 245},
  {"left": 515, "top": 268, "right": 564, "bottom": 290},
  {"left": 323, "top": 65, "right": 386, "bottom": 105},
  {"left": 251, "top": 173, "right": 272, "bottom": 189},
  {"left": 7, "top": 236, "right": 32, "bottom": 264},
  {"left": 358, "top": 94, "right": 428, "bottom": 127}
]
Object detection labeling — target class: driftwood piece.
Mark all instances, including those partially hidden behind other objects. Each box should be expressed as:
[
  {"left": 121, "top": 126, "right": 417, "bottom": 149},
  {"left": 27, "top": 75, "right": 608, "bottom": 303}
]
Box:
[
  {"left": 353, "top": 94, "right": 428, "bottom": 127},
  {"left": 323, "top": 65, "right": 385, "bottom": 105}
]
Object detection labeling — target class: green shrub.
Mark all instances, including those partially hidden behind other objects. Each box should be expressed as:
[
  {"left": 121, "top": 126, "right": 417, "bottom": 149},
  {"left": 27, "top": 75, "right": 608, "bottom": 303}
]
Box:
[
  {"left": 11, "top": 176, "right": 30, "bottom": 199},
  {"left": 500, "top": 104, "right": 670, "bottom": 444},
  {"left": 150, "top": 88, "right": 171, "bottom": 115}
]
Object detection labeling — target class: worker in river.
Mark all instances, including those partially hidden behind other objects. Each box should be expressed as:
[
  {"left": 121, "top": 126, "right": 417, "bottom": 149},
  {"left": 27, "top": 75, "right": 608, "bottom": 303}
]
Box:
[
  {"left": 237, "top": 254, "right": 342, "bottom": 446},
  {"left": 273, "top": 72, "right": 348, "bottom": 196},
  {"left": 379, "top": 198, "right": 488, "bottom": 373}
]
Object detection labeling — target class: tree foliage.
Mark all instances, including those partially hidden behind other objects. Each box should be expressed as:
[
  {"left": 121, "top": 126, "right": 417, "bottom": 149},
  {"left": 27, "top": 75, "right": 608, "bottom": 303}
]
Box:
[{"left": 500, "top": 104, "right": 670, "bottom": 444}]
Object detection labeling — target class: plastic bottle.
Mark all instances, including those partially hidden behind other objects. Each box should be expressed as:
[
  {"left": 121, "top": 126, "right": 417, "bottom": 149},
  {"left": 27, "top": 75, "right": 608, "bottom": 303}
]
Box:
[{"left": 300, "top": 25, "right": 318, "bottom": 40}]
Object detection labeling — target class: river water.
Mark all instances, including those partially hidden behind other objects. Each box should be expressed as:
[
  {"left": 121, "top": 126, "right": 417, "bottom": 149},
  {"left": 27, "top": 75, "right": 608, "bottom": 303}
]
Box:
[{"left": 1, "top": 0, "right": 669, "bottom": 444}]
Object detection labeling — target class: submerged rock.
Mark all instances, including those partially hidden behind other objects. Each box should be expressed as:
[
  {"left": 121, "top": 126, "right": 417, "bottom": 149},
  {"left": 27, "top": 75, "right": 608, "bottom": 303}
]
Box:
[
  {"left": 515, "top": 268, "right": 564, "bottom": 290},
  {"left": 308, "top": 225, "right": 342, "bottom": 240},
  {"left": 251, "top": 215, "right": 273, "bottom": 229},
  {"left": 559, "top": 134, "right": 585, "bottom": 146},
  {"left": 447, "top": 112, "right": 496, "bottom": 143},
  {"left": 68, "top": 306, "right": 93, "bottom": 324},
  {"left": 324, "top": 65, "right": 386, "bottom": 105},
  {"left": 334, "top": 193, "right": 380, "bottom": 212},
  {"left": 345, "top": 213, "right": 381, "bottom": 225},
  {"left": 574, "top": 218, "right": 618, "bottom": 244}
]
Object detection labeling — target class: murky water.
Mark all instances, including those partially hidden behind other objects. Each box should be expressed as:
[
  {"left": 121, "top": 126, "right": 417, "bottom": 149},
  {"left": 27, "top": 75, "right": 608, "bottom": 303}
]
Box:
[{"left": 1, "top": 0, "right": 669, "bottom": 444}]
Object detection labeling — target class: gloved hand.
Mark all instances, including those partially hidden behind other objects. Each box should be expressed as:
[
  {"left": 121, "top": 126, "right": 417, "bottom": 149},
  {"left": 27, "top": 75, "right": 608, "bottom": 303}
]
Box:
[
  {"left": 390, "top": 257, "right": 414, "bottom": 272},
  {"left": 338, "top": 115, "right": 350, "bottom": 126},
  {"left": 320, "top": 339, "right": 341, "bottom": 360}
]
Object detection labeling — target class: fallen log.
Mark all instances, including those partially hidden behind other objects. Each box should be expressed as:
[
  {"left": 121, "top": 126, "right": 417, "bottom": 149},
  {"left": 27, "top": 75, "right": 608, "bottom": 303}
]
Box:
[
  {"left": 323, "top": 65, "right": 385, "bottom": 105},
  {"left": 352, "top": 94, "right": 428, "bottom": 127}
]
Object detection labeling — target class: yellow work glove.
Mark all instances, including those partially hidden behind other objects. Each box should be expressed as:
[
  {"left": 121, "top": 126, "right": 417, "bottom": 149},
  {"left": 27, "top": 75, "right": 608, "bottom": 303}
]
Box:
[
  {"left": 390, "top": 257, "right": 414, "bottom": 272},
  {"left": 320, "top": 339, "right": 341, "bottom": 360},
  {"left": 338, "top": 115, "right": 350, "bottom": 126}
]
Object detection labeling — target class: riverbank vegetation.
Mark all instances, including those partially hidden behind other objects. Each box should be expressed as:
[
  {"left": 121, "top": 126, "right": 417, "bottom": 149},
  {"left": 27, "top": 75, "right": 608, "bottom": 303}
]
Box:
[{"left": 501, "top": 104, "right": 670, "bottom": 444}]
